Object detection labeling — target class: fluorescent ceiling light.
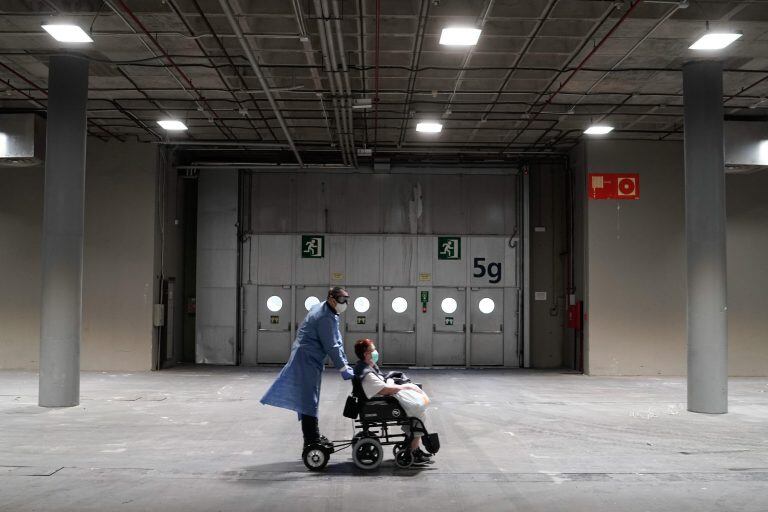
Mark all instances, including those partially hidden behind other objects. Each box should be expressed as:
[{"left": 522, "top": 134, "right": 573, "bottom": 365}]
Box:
[
  {"left": 416, "top": 121, "right": 443, "bottom": 133},
  {"left": 41, "top": 24, "right": 93, "bottom": 43},
  {"left": 439, "top": 27, "right": 482, "bottom": 46},
  {"left": 157, "top": 120, "right": 188, "bottom": 131},
  {"left": 689, "top": 32, "right": 741, "bottom": 50},
  {"left": 584, "top": 125, "right": 614, "bottom": 135}
]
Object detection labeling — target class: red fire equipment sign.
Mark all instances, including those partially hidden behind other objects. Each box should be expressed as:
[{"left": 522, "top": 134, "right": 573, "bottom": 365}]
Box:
[{"left": 588, "top": 173, "right": 640, "bottom": 200}]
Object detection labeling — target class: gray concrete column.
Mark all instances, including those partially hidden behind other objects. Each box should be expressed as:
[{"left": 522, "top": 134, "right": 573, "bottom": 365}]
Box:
[
  {"left": 39, "top": 55, "right": 89, "bottom": 407},
  {"left": 682, "top": 60, "right": 728, "bottom": 414}
]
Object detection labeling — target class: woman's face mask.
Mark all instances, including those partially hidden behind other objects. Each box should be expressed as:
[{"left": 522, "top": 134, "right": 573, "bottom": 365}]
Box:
[
  {"left": 335, "top": 302, "right": 347, "bottom": 314},
  {"left": 371, "top": 350, "right": 379, "bottom": 364}
]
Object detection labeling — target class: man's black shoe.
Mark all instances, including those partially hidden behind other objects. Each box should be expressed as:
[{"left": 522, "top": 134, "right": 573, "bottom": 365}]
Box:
[{"left": 304, "top": 435, "right": 334, "bottom": 449}]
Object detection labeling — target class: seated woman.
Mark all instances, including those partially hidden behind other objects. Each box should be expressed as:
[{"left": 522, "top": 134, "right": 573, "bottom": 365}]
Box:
[{"left": 352, "top": 338, "right": 433, "bottom": 465}]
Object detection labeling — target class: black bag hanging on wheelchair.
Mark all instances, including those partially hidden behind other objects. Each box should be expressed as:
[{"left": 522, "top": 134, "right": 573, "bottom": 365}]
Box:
[{"left": 343, "top": 394, "right": 359, "bottom": 419}]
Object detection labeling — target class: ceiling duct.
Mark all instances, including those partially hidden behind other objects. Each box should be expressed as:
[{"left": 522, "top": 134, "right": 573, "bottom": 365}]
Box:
[
  {"left": 724, "top": 121, "right": 768, "bottom": 174},
  {"left": 0, "top": 114, "right": 46, "bottom": 167}
]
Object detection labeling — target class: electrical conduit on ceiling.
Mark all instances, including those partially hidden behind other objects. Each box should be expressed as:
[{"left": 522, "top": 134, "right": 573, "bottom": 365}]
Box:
[{"left": 218, "top": 0, "right": 304, "bottom": 166}]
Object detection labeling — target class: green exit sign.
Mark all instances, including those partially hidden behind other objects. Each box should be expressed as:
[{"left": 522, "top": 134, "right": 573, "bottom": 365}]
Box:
[
  {"left": 438, "top": 237, "right": 461, "bottom": 260},
  {"left": 301, "top": 235, "right": 324, "bottom": 258}
]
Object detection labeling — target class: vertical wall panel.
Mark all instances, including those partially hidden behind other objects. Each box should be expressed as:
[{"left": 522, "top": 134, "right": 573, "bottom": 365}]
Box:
[
  {"left": 383, "top": 236, "right": 417, "bottom": 285},
  {"left": 257, "top": 235, "right": 293, "bottom": 284},
  {"left": 196, "top": 169, "right": 238, "bottom": 364},
  {"left": 345, "top": 174, "right": 383, "bottom": 233},
  {"left": 252, "top": 174, "right": 294, "bottom": 233},
  {"left": 468, "top": 176, "right": 507, "bottom": 234},
  {"left": 295, "top": 175, "right": 328, "bottom": 233},
  {"left": 382, "top": 175, "right": 418, "bottom": 233},
  {"left": 428, "top": 175, "right": 466, "bottom": 234},
  {"left": 346, "top": 235, "right": 382, "bottom": 284}
]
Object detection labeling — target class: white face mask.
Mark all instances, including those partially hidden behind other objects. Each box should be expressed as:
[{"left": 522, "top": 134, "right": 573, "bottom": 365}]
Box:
[{"left": 335, "top": 302, "right": 347, "bottom": 314}]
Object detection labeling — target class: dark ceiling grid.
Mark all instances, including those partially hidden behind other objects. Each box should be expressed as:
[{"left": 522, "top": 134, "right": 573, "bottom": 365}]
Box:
[
  {"left": 502, "top": 1, "right": 639, "bottom": 152},
  {"left": 460, "top": 0, "right": 561, "bottom": 149},
  {"left": 0, "top": 1, "right": 767, "bottom": 158},
  {"left": 172, "top": 0, "right": 270, "bottom": 142},
  {"left": 395, "top": 0, "right": 430, "bottom": 150},
  {"left": 103, "top": 0, "right": 236, "bottom": 141}
]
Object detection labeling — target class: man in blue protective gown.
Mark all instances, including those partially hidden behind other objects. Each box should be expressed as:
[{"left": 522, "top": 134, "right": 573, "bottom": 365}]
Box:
[{"left": 260, "top": 287, "right": 354, "bottom": 448}]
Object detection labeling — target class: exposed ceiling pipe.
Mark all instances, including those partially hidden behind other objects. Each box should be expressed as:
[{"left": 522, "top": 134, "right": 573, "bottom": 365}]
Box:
[
  {"left": 331, "top": 0, "right": 359, "bottom": 167},
  {"left": 311, "top": 0, "right": 349, "bottom": 165},
  {"left": 396, "top": 0, "right": 431, "bottom": 148},
  {"left": 319, "top": 0, "right": 355, "bottom": 167},
  {"left": 374, "top": 0, "right": 381, "bottom": 152},
  {"left": 218, "top": 0, "right": 304, "bottom": 166},
  {"left": 290, "top": 0, "right": 336, "bottom": 149}
]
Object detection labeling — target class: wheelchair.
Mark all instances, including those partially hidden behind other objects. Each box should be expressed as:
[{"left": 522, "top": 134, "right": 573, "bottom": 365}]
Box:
[{"left": 301, "top": 372, "right": 440, "bottom": 471}]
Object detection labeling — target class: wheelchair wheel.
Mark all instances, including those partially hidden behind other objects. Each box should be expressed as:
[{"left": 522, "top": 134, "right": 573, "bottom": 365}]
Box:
[
  {"left": 352, "top": 437, "right": 383, "bottom": 470},
  {"left": 351, "top": 431, "right": 366, "bottom": 448},
  {"left": 392, "top": 442, "right": 406, "bottom": 457},
  {"left": 302, "top": 444, "right": 330, "bottom": 471},
  {"left": 394, "top": 447, "right": 413, "bottom": 469}
]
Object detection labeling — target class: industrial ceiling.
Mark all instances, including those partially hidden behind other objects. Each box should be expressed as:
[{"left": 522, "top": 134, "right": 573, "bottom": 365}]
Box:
[{"left": 1, "top": 0, "right": 767, "bottom": 165}]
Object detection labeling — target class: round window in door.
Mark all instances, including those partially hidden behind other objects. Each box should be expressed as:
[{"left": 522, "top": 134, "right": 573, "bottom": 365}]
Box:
[
  {"left": 478, "top": 297, "right": 495, "bottom": 314},
  {"left": 354, "top": 297, "right": 370, "bottom": 313},
  {"left": 304, "top": 296, "right": 320, "bottom": 311},
  {"left": 391, "top": 297, "right": 408, "bottom": 314},
  {"left": 266, "top": 295, "right": 283, "bottom": 312},
  {"left": 441, "top": 297, "right": 458, "bottom": 314}
]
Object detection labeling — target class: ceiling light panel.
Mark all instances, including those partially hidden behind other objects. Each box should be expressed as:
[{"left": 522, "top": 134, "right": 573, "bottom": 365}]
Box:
[
  {"left": 584, "top": 125, "right": 614, "bottom": 135},
  {"left": 416, "top": 122, "right": 443, "bottom": 133},
  {"left": 41, "top": 24, "right": 93, "bottom": 43},
  {"left": 157, "top": 120, "right": 188, "bottom": 131},
  {"left": 439, "top": 27, "right": 482, "bottom": 46},
  {"left": 689, "top": 33, "right": 742, "bottom": 50}
]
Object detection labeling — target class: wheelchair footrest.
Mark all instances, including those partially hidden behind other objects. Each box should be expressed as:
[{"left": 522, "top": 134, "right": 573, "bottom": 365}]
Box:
[{"left": 422, "top": 433, "right": 440, "bottom": 455}]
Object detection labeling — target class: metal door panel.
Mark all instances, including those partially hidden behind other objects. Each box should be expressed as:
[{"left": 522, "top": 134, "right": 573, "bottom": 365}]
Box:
[
  {"left": 257, "top": 286, "right": 292, "bottom": 364},
  {"left": 242, "top": 285, "right": 258, "bottom": 365},
  {"left": 295, "top": 286, "right": 329, "bottom": 326},
  {"left": 382, "top": 287, "right": 416, "bottom": 365},
  {"left": 432, "top": 287, "right": 466, "bottom": 365},
  {"left": 470, "top": 288, "right": 504, "bottom": 365},
  {"left": 345, "top": 286, "right": 379, "bottom": 357}
]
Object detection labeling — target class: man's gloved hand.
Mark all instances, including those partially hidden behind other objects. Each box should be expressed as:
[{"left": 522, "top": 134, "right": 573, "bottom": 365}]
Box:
[{"left": 340, "top": 366, "right": 354, "bottom": 380}]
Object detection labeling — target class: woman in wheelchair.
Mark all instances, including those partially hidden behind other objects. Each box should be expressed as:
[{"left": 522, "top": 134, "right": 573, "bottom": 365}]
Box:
[{"left": 352, "top": 338, "right": 434, "bottom": 465}]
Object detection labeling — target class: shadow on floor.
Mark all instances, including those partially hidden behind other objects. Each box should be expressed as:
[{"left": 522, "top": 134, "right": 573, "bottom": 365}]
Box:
[{"left": 224, "top": 459, "right": 437, "bottom": 482}]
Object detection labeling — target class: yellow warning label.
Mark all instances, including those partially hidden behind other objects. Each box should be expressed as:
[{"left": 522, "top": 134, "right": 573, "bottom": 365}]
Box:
[
  {"left": 419, "top": 273, "right": 432, "bottom": 282},
  {"left": 332, "top": 272, "right": 344, "bottom": 281}
]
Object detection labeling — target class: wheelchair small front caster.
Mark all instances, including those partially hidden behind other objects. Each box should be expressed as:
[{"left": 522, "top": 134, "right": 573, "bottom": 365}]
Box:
[
  {"left": 392, "top": 442, "right": 406, "bottom": 457},
  {"left": 302, "top": 444, "right": 330, "bottom": 471},
  {"left": 394, "top": 447, "right": 413, "bottom": 469}
]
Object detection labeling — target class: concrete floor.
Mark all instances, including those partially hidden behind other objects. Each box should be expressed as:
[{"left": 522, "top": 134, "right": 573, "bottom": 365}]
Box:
[{"left": 1, "top": 368, "right": 767, "bottom": 512}]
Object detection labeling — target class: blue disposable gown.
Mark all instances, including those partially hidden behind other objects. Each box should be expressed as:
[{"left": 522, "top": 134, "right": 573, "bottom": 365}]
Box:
[{"left": 260, "top": 302, "right": 349, "bottom": 418}]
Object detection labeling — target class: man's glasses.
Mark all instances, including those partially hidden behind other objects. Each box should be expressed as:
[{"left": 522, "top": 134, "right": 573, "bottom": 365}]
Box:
[{"left": 334, "top": 295, "right": 349, "bottom": 304}]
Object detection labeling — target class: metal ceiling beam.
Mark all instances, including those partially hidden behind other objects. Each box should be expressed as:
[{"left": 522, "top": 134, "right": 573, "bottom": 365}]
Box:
[{"left": 218, "top": 0, "right": 303, "bottom": 166}]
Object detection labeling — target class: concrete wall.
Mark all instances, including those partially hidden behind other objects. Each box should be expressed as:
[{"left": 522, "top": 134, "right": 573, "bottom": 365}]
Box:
[
  {"left": 573, "top": 139, "right": 768, "bottom": 376},
  {"left": 0, "top": 139, "right": 158, "bottom": 371}
]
